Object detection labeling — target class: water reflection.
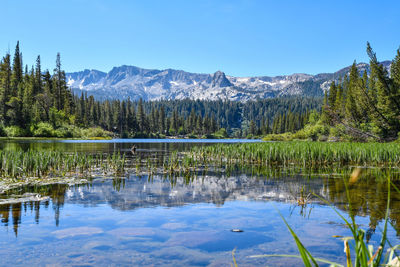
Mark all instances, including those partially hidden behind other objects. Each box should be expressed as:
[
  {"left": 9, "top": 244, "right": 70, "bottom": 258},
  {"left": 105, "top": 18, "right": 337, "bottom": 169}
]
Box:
[
  {"left": 1, "top": 172, "right": 400, "bottom": 240},
  {"left": 0, "top": 138, "right": 258, "bottom": 153},
  {"left": 0, "top": 139, "right": 399, "bottom": 266},
  {"left": 0, "top": 184, "right": 69, "bottom": 236}
]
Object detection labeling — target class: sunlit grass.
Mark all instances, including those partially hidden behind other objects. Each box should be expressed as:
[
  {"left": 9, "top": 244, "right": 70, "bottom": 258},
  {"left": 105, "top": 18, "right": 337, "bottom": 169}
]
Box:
[
  {"left": 185, "top": 142, "right": 400, "bottom": 168},
  {"left": 0, "top": 150, "right": 126, "bottom": 179}
]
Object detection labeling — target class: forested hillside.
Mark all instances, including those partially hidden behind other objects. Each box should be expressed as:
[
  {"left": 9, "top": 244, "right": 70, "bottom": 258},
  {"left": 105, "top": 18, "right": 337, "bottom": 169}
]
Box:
[{"left": 0, "top": 42, "right": 322, "bottom": 138}]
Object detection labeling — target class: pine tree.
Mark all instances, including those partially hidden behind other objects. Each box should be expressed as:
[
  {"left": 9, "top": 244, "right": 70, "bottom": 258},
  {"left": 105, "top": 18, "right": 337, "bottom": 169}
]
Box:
[
  {"left": 345, "top": 62, "right": 361, "bottom": 124},
  {"left": 53, "top": 53, "right": 67, "bottom": 111},
  {"left": 137, "top": 98, "right": 146, "bottom": 132},
  {"left": 34, "top": 56, "right": 42, "bottom": 95},
  {"left": 21, "top": 67, "right": 34, "bottom": 125},
  {"left": 335, "top": 83, "right": 344, "bottom": 114},
  {"left": 391, "top": 49, "right": 400, "bottom": 100},
  {"left": 367, "top": 43, "right": 400, "bottom": 136},
  {"left": 11, "top": 41, "right": 23, "bottom": 96},
  {"left": 328, "top": 81, "right": 337, "bottom": 109},
  {"left": 249, "top": 120, "right": 256, "bottom": 135},
  {"left": 159, "top": 106, "right": 165, "bottom": 134},
  {"left": 0, "top": 54, "right": 11, "bottom": 124}
]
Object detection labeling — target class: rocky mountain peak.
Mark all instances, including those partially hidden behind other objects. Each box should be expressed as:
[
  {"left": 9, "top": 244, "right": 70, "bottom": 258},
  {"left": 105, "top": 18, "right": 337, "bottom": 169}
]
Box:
[
  {"left": 66, "top": 61, "right": 392, "bottom": 101},
  {"left": 211, "top": 71, "right": 232, "bottom": 87}
]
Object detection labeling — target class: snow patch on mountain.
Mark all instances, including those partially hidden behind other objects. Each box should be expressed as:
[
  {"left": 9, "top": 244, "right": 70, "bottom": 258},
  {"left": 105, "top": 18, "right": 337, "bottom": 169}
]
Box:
[{"left": 66, "top": 61, "right": 392, "bottom": 101}]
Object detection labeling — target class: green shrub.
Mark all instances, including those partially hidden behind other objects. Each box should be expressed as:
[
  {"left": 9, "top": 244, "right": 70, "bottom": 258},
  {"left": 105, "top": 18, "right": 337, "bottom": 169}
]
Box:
[
  {"left": 80, "top": 127, "right": 113, "bottom": 138},
  {"left": 262, "top": 132, "right": 293, "bottom": 141},
  {"left": 4, "top": 126, "right": 28, "bottom": 137},
  {"left": 329, "top": 125, "right": 342, "bottom": 137},
  {"left": 49, "top": 108, "right": 69, "bottom": 128},
  {"left": 293, "top": 121, "right": 329, "bottom": 141},
  {"left": 31, "top": 122, "right": 55, "bottom": 137},
  {"left": 214, "top": 128, "right": 228, "bottom": 138},
  {"left": 53, "top": 125, "right": 76, "bottom": 138},
  {"left": 178, "top": 126, "right": 185, "bottom": 135}
]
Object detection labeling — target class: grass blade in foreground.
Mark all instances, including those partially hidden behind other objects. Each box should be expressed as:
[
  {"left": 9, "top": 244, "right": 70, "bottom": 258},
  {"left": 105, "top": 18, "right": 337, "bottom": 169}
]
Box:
[
  {"left": 248, "top": 174, "right": 396, "bottom": 267},
  {"left": 276, "top": 209, "right": 322, "bottom": 267}
]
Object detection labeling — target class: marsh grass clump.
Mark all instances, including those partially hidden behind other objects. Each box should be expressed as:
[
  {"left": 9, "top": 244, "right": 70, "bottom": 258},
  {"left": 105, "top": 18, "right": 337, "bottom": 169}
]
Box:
[
  {"left": 142, "top": 142, "right": 400, "bottom": 181},
  {"left": 186, "top": 142, "right": 400, "bottom": 168},
  {"left": 0, "top": 150, "right": 127, "bottom": 180}
]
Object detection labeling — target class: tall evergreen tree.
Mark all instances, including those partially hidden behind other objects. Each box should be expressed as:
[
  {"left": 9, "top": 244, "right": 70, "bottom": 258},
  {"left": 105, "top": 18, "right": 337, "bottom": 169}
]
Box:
[
  {"left": 0, "top": 54, "right": 11, "bottom": 124},
  {"left": 137, "top": 98, "right": 146, "bottom": 132},
  {"left": 11, "top": 41, "right": 23, "bottom": 95}
]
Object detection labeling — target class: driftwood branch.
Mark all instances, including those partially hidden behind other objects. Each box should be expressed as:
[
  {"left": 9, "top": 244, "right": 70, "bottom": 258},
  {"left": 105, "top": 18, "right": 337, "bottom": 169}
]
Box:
[{"left": 324, "top": 107, "right": 384, "bottom": 142}]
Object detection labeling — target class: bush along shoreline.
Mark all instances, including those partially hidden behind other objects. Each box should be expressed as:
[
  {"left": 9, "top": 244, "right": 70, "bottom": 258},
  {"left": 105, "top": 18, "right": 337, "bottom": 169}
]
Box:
[{"left": 0, "top": 123, "right": 113, "bottom": 139}]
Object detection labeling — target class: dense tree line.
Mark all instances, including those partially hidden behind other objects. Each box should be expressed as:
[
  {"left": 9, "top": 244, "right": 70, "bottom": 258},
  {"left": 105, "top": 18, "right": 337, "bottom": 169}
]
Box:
[
  {"left": 323, "top": 43, "right": 400, "bottom": 141},
  {"left": 137, "top": 97, "right": 320, "bottom": 137},
  {"left": 0, "top": 42, "right": 73, "bottom": 129},
  {"left": 74, "top": 93, "right": 319, "bottom": 137},
  {"left": 0, "top": 42, "right": 321, "bottom": 138}
]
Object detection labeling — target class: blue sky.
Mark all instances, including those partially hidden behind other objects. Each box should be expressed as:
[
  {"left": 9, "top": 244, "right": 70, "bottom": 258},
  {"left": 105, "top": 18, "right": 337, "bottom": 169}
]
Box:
[{"left": 2, "top": 0, "right": 400, "bottom": 76}]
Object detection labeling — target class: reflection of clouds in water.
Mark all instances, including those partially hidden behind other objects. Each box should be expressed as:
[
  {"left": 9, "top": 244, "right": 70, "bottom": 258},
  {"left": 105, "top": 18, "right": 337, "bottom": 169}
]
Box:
[
  {"left": 0, "top": 210, "right": 376, "bottom": 267},
  {"left": 52, "top": 226, "right": 104, "bottom": 239},
  {"left": 167, "top": 230, "right": 221, "bottom": 247},
  {"left": 108, "top": 227, "right": 156, "bottom": 237},
  {"left": 215, "top": 217, "right": 271, "bottom": 229},
  {"left": 161, "top": 222, "right": 187, "bottom": 230}
]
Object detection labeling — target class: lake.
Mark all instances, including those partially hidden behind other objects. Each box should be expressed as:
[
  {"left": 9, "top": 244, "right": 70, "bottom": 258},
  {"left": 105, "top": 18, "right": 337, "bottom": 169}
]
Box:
[{"left": 0, "top": 139, "right": 399, "bottom": 266}]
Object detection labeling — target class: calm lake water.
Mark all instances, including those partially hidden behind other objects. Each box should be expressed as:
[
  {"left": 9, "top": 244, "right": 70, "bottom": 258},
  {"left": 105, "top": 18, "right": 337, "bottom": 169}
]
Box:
[{"left": 0, "top": 139, "right": 399, "bottom": 266}]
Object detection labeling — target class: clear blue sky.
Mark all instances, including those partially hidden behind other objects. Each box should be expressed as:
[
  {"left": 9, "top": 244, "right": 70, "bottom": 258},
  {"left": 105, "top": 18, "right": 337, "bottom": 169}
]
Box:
[{"left": 2, "top": 0, "right": 400, "bottom": 76}]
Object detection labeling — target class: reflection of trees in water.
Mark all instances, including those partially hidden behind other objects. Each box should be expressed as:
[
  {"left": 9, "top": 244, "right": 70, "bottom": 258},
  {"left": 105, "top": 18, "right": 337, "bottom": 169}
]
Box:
[
  {"left": 1, "top": 170, "right": 400, "bottom": 238},
  {"left": 0, "top": 184, "right": 69, "bottom": 236},
  {"left": 1, "top": 202, "right": 39, "bottom": 236},
  {"left": 323, "top": 173, "right": 400, "bottom": 240}
]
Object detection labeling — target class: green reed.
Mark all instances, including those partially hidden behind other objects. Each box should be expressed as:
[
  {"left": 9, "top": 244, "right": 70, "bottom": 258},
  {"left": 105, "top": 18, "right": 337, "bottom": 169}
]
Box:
[
  {"left": 0, "top": 150, "right": 127, "bottom": 179},
  {"left": 186, "top": 142, "right": 400, "bottom": 168}
]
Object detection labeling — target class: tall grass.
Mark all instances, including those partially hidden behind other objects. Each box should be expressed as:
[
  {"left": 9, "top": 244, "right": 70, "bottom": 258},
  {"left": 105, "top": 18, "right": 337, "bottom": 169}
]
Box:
[
  {"left": 0, "top": 150, "right": 126, "bottom": 179},
  {"left": 186, "top": 142, "right": 400, "bottom": 168}
]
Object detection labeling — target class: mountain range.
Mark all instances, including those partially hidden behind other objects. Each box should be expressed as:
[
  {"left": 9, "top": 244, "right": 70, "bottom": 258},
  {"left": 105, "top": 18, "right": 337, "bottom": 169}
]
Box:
[{"left": 66, "top": 61, "right": 391, "bottom": 101}]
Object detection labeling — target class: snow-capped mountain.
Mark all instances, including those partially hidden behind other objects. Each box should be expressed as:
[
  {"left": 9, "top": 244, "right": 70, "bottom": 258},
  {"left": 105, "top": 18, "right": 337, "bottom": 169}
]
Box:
[{"left": 66, "top": 61, "right": 391, "bottom": 101}]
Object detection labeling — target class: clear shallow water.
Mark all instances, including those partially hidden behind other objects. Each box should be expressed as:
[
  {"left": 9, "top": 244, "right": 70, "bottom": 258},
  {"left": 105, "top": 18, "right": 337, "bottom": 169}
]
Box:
[{"left": 0, "top": 139, "right": 399, "bottom": 266}]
